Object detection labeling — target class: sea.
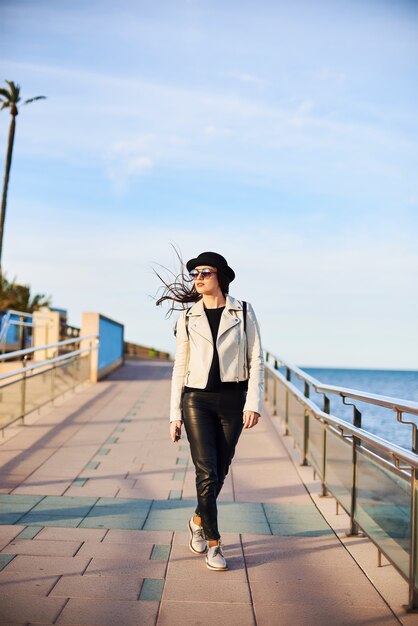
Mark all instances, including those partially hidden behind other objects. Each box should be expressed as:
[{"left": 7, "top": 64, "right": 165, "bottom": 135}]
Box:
[{"left": 287, "top": 367, "right": 418, "bottom": 452}]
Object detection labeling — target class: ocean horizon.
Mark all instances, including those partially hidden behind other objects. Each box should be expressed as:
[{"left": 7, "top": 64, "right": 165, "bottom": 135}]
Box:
[{"left": 287, "top": 366, "right": 418, "bottom": 451}]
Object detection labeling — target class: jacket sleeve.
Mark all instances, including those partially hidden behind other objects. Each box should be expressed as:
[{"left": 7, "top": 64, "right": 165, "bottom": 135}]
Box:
[
  {"left": 169, "top": 310, "right": 189, "bottom": 422},
  {"left": 243, "top": 302, "right": 265, "bottom": 415}
]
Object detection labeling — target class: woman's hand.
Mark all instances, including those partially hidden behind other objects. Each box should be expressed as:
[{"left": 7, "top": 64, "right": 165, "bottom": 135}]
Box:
[
  {"left": 170, "top": 420, "right": 183, "bottom": 442},
  {"left": 243, "top": 411, "right": 260, "bottom": 429}
]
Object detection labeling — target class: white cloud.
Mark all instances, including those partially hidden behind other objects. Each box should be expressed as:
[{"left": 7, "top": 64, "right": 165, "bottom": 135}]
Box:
[{"left": 3, "top": 58, "right": 416, "bottom": 197}]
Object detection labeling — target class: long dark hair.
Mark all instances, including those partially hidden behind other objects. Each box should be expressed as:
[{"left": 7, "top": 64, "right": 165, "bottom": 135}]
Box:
[{"left": 152, "top": 243, "right": 231, "bottom": 318}]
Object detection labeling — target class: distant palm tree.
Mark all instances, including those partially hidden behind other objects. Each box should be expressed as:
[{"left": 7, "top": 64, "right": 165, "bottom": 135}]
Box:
[
  {"left": 0, "top": 80, "right": 46, "bottom": 267},
  {"left": 0, "top": 268, "right": 52, "bottom": 312}
]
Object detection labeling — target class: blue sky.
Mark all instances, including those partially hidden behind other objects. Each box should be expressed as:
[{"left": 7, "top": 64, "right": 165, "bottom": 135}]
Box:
[{"left": 0, "top": 0, "right": 417, "bottom": 369}]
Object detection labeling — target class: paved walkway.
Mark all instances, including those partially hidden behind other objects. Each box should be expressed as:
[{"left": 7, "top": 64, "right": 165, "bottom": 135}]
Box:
[{"left": 0, "top": 359, "right": 412, "bottom": 625}]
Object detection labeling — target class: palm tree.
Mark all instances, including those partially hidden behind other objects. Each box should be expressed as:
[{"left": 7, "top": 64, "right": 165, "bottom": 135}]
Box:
[
  {"left": 0, "top": 269, "right": 52, "bottom": 312},
  {"left": 0, "top": 80, "right": 46, "bottom": 268}
]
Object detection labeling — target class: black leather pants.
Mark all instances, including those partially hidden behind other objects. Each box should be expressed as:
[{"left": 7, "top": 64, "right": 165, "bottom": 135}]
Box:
[{"left": 181, "top": 389, "right": 246, "bottom": 541}]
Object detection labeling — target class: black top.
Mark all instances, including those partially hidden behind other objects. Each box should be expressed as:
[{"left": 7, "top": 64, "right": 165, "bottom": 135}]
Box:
[{"left": 184, "top": 305, "right": 248, "bottom": 393}]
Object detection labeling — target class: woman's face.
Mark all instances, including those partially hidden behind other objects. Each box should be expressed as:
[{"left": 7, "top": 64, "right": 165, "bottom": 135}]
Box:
[{"left": 192, "top": 265, "right": 220, "bottom": 296}]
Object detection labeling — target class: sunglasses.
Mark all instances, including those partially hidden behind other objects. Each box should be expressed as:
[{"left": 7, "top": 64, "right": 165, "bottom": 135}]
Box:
[{"left": 189, "top": 268, "right": 218, "bottom": 280}]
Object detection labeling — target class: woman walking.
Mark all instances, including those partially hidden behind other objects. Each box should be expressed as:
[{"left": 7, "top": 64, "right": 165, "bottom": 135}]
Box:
[{"left": 156, "top": 250, "right": 264, "bottom": 571}]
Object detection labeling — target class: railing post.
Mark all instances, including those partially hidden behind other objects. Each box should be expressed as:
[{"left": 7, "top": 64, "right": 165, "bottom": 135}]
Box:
[
  {"left": 20, "top": 357, "right": 27, "bottom": 425},
  {"left": 321, "top": 395, "right": 330, "bottom": 496},
  {"left": 272, "top": 360, "right": 279, "bottom": 416},
  {"left": 409, "top": 426, "right": 418, "bottom": 610},
  {"left": 348, "top": 405, "right": 361, "bottom": 536},
  {"left": 273, "top": 377, "right": 277, "bottom": 416},
  {"left": 264, "top": 367, "right": 268, "bottom": 401},
  {"left": 302, "top": 382, "right": 310, "bottom": 466},
  {"left": 72, "top": 357, "right": 77, "bottom": 392},
  {"left": 283, "top": 367, "right": 291, "bottom": 436},
  {"left": 51, "top": 362, "right": 56, "bottom": 404}
]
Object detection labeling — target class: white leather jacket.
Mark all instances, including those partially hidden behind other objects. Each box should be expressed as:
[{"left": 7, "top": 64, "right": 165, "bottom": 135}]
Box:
[{"left": 170, "top": 294, "right": 264, "bottom": 422}]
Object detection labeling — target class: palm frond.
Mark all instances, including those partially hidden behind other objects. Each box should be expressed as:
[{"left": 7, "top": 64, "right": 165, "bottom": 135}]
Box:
[
  {"left": 23, "top": 95, "right": 47, "bottom": 105},
  {"left": 1, "top": 101, "right": 10, "bottom": 110},
  {"left": 0, "top": 87, "right": 12, "bottom": 99},
  {"left": 5, "top": 80, "right": 21, "bottom": 103}
]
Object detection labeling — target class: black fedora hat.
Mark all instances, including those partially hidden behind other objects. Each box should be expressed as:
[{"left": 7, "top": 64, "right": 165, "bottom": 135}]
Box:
[{"left": 186, "top": 251, "right": 235, "bottom": 282}]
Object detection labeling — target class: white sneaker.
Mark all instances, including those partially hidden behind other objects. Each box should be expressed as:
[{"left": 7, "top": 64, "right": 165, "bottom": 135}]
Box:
[
  {"left": 188, "top": 516, "right": 207, "bottom": 554},
  {"left": 205, "top": 540, "right": 228, "bottom": 571}
]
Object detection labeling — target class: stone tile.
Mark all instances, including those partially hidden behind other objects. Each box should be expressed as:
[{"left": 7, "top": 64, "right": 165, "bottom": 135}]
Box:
[
  {"left": 0, "top": 570, "right": 59, "bottom": 596},
  {"left": 64, "top": 482, "right": 119, "bottom": 498},
  {"left": 50, "top": 574, "right": 142, "bottom": 600},
  {"left": 269, "top": 522, "right": 332, "bottom": 536},
  {"left": 158, "top": 601, "right": 255, "bottom": 626},
  {"left": 166, "top": 543, "right": 246, "bottom": 580},
  {"left": 141, "top": 517, "right": 185, "bottom": 531},
  {"left": 0, "top": 494, "right": 44, "bottom": 509},
  {"left": 0, "top": 595, "right": 66, "bottom": 623},
  {"left": 150, "top": 545, "right": 171, "bottom": 561},
  {"left": 219, "top": 502, "right": 266, "bottom": 515},
  {"left": 18, "top": 513, "right": 84, "bottom": 527},
  {"left": 5, "top": 555, "right": 90, "bottom": 575},
  {"left": 79, "top": 514, "right": 147, "bottom": 530},
  {"left": 263, "top": 502, "right": 325, "bottom": 520},
  {"left": 0, "top": 512, "right": 27, "bottom": 524},
  {"left": 0, "top": 524, "right": 24, "bottom": 549},
  {"left": 12, "top": 481, "right": 74, "bottom": 496},
  {"left": 241, "top": 533, "right": 338, "bottom": 556},
  {"left": 76, "top": 541, "right": 153, "bottom": 560},
  {"left": 34, "top": 527, "right": 107, "bottom": 542},
  {"left": 163, "top": 577, "right": 251, "bottom": 603},
  {"left": 14, "top": 525, "right": 43, "bottom": 540},
  {"left": 85, "top": 461, "right": 100, "bottom": 469},
  {"left": 56, "top": 598, "right": 160, "bottom": 626},
  {"left": 220, "top": 519, "right": 271, "bottom": 534},
  {"left": 1, "top": 539, "right": 82, "bottom": 557},
  {"left": 252, "top": 602, "right": 398, "bottom": 625},
  {"left": 138, "top": 577, "right": 164, "bottom": 601},
  {"left": 0, "top": 553, "right": 15, "bottom": 570},
  {"left": 94, "top": 496, "right": 153, "bottom": 512},
  {"left": 250, "top": 577, "right": 391, "bottom": 608},
  {"left": 30, "top": 495, "right": 98, "bottom": 515},
  {"left": 104, "top": 529, "right": 173, "bottom": 544},
  {"left": 150, "top": 500, "right": 194, "bottom": 511},
  {"left": 84, "top": 557, "right": 166, "bottom": 579}
]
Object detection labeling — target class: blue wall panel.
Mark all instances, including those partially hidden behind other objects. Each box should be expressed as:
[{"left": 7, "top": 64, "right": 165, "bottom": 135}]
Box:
[{"left": 98, "top": 315, "right": 124, "bottom": 371}]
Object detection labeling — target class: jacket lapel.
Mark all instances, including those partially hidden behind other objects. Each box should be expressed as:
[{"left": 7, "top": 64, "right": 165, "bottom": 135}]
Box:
[
  {"left": 186, "top": 295, "right": 243, "bottom": 344},
  {"left": 186, "top": 299, "right": 213, "bottom": 345},
  {"left": 217, "top": 295, "right": 242, "bottom": 340}
]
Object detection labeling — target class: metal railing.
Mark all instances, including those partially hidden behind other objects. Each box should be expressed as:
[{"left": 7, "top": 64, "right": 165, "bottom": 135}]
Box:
[
  {"left": 264, "top": 350, "right": 418, "bottom": 611},
  {"left": 0, "top": 309, "right": 53, "bottom": 353},
  {"left": 124, "top": 340, "right": 171, "bottom": 361},
  {"left": 0, "top": 335, "right": 98, "bottom": 432}
]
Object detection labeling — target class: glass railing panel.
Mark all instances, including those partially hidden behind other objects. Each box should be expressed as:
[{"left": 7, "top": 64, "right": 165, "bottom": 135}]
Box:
[
  {"left": 276, "top": 378, "right": 288, "bottom": 426},
  {"left": 325, "top": 427, "right": 353, "bottom": 513},
  {"left": 356, "top": 447, "right": 410, "bottom": 578},
  {"left": 0, "top": 354, "right": 91, "bottom": 430},
  {"left": 308, "top": 414, "right": 324, "bottom": 479},
  {"left": 288, "top": 393, "right": 305, "bottom": 451},
  {"left": 0, "top": 379, "right": 22, "bottom": 428},
  {"left": 53, "top": 361, "right": 74, "bottom": 398},
  {"left": 266, "top": 370, "right": 273, "bottom": 405},
  {"left": 77, "top": 354, "right": 90, "bottom": 384},
  {"left": 24, "top": 368, "right": 54, "bottom": 414}
]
